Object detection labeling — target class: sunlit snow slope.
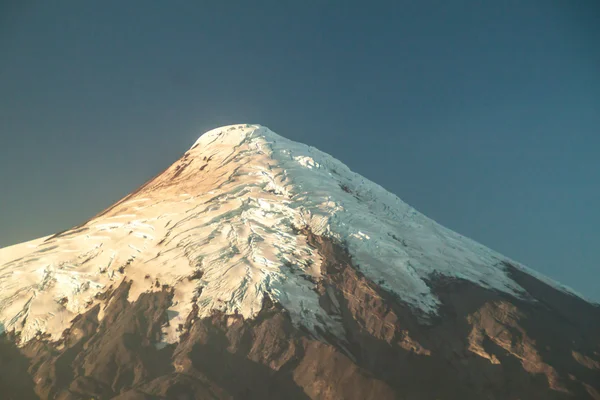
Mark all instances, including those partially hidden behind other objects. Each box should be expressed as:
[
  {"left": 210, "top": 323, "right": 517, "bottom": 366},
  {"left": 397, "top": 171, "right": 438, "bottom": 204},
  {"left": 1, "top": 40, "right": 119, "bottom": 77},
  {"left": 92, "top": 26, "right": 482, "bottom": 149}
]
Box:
[{"left": 0, "top": 124, "right": 586, "bottom": 345}]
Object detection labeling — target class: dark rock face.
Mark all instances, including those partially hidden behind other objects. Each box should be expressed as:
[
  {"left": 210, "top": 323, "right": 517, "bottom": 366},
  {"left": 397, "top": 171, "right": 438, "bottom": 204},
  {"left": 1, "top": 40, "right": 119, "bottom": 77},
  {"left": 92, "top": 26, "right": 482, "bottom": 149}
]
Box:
[{"left": 1, "top": 234, "right": 599, "bottom": 399}]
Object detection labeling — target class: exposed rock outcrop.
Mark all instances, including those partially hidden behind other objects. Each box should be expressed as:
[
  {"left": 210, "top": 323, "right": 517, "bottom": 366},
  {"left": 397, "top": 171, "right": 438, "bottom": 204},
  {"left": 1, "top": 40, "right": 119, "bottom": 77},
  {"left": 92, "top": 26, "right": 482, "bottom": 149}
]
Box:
[{"left": 1, "top": 233, "right": 598, "bottom": 399}]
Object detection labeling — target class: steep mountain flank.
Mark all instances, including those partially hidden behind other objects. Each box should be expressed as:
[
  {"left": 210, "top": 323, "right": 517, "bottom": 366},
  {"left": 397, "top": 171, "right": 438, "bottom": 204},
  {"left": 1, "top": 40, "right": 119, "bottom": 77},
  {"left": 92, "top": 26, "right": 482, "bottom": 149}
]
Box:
[{"left": 1, "top": 125, "right": 598, "bottom": 399}]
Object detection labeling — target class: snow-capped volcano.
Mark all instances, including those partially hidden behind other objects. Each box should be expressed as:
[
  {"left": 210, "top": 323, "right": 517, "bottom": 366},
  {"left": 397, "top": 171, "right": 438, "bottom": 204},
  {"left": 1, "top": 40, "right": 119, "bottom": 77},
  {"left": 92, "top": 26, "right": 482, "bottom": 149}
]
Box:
[
  {"left": 1, "top": 124, "right": 598, "bottom": 400},
  {"left": 0, "top": 124, "right": 567, "bottom": 342}
]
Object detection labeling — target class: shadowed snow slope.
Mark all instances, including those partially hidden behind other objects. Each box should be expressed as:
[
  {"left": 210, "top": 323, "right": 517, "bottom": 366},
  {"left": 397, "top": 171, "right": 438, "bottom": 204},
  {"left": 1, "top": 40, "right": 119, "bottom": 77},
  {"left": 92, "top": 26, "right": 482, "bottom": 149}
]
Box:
[{"left": 0, "top": 124, "right": 592, "bottom": 346}]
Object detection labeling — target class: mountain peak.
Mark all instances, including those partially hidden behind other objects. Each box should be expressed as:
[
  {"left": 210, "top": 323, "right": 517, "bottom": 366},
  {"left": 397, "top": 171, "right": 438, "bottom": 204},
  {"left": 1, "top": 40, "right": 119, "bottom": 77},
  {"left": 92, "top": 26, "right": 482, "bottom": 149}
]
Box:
[
  {"left": 1, "top": 125, "right": 599, "bottom": 398},
  {"left": 191, "top": 124, "right": 275, "bottom": 150},
  {"left": 0, "top": 125, "right": 588, "bottom": 345},
  {"left": 0, "top": 125, "right": 590, "bottom": 345}
]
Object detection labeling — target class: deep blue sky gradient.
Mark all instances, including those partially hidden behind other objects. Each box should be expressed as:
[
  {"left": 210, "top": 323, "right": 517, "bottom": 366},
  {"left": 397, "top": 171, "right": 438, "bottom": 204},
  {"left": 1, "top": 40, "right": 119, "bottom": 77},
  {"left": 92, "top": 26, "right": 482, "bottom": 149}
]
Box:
[{"left": 1, "top": 1, "right": 599, "bottom": 300}]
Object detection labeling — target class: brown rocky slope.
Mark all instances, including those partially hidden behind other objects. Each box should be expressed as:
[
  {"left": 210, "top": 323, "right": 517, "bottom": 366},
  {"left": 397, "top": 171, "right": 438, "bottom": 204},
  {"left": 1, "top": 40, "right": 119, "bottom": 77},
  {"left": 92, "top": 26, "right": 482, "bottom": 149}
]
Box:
[{"left": 1, "top": 231, "right": 599, "bottom": 400}]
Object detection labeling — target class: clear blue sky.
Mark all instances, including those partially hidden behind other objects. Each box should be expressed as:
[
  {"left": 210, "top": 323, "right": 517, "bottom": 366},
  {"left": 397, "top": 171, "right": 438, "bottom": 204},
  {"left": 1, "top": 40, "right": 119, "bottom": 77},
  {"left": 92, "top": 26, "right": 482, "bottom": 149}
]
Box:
[{"left": 1, "top": 1, "right": 598, "bottom": 300}]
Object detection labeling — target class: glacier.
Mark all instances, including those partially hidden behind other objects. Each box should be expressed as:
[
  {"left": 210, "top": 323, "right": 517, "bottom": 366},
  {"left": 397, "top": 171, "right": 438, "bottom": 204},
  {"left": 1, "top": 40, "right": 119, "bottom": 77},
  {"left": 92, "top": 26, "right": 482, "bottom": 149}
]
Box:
[{"left": 0, "top": 124, "right": 585, "bottom": 345}]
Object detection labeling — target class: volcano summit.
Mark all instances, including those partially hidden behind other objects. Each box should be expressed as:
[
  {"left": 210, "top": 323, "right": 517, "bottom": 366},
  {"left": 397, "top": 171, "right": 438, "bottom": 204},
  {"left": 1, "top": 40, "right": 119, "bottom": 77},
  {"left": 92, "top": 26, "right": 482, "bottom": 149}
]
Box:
[{"left": 0, "top": 124, "right": 598, "bottom": 399}]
